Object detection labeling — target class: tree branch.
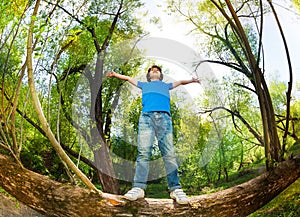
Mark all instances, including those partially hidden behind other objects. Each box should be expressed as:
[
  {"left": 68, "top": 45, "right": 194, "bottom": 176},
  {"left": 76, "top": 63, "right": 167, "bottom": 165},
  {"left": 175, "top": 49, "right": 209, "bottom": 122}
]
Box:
[
  {"left": 200, "top": 106, "right": 264, "bottom": 146},
  {"left": 267, "top": 0, "right": 293, "bottom": 156},
  {"left": 1, "top": 153, "right": 300, "bottom": 216},
  {"left": 26, "top": 0, "right": 97, "bottom": 192}
]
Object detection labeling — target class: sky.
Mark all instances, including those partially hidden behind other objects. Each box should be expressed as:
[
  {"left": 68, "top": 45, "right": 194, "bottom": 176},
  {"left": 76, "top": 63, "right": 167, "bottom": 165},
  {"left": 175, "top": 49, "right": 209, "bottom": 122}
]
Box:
[
  {"left": 136, "top": 0, "right": 300, "bottom": 99},
  {"left": 262, "top": 1, "right": 300, "bottom": 82}
]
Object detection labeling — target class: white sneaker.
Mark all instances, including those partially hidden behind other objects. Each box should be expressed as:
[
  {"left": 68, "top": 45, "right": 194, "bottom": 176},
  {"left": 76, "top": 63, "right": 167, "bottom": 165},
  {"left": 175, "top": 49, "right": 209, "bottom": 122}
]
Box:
[
  {"left": 170, "top": 189, "right": 189, "bottom": 204},
  {"left": 124, "top": 187, "right": 145, "bottom": 201}
]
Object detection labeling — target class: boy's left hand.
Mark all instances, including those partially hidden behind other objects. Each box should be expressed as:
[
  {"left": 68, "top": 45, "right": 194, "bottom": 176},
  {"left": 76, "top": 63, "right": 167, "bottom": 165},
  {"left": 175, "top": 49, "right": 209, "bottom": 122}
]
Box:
[
  {"left": 106, "top": 71, "right": 116, "bottom": 77},
  {"left": 192, "top": 77, "right": 200, "bottom": 83}
]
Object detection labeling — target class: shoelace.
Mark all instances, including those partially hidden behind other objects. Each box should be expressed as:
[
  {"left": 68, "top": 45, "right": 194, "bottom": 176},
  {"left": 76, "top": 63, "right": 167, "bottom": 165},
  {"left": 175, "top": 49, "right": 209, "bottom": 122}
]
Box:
[
  {"left": 127, "top": 188, "right": 141, "bottom": 195},
  {"left": 174, "top": 190, "right": 187, "bottom": 198}
]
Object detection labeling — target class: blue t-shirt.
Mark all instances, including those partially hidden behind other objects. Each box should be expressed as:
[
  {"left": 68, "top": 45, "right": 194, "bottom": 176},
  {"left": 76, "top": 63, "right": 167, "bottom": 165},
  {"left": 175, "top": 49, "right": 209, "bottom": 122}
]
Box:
[{"left": 137, "top": 80, "right": 173, "bottom": 114}]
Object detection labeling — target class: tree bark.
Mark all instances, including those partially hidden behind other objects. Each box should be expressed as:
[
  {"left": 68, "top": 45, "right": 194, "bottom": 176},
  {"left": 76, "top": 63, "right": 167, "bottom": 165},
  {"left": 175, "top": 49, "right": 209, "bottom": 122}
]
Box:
[{"left": 0, "top": 154, "right": 299, "bottom": 217}]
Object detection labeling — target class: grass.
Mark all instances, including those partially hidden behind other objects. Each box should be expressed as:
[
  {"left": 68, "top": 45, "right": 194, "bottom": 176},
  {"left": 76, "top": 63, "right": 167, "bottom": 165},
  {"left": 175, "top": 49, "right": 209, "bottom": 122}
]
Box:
[
  {"left": 248, "top": 178, "right": 300, "bottom": 217},
  {"left": 146, "top": 180, "right": 170, "bottom": 198},
  {"left": 0, "top": 186, "right": 11, "bottom": 197},
  {"left": 0, "top": 187, "right": 20, "bottom": 208}
]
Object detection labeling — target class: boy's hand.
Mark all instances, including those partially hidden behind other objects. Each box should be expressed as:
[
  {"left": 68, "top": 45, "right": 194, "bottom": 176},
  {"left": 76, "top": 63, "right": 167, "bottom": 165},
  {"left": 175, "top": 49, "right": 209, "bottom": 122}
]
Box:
[
  {"left": 105, "top": 72, "right": 137, "bottom": 86},
  {"left": 192, "top": 77, "right": 200, "bottom": 83},
  {"left": 106, "top": 71, "right": 116, "bottom": 77}
]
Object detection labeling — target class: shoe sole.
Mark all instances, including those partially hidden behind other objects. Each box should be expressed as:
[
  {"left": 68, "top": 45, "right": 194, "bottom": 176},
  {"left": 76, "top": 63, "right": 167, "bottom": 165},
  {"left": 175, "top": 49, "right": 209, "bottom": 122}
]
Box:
[
  {"left": 124, "top": 195, "right": 144, "bottom": 201},
  {"left": 170, "top": 194, "right": 189, "bottom": 204}
]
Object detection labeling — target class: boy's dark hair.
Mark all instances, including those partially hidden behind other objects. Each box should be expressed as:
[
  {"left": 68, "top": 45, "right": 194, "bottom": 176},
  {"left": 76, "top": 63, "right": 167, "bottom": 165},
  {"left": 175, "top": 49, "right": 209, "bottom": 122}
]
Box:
[{"left": 146, "top": 65, "right": 163, "bottom": 82}]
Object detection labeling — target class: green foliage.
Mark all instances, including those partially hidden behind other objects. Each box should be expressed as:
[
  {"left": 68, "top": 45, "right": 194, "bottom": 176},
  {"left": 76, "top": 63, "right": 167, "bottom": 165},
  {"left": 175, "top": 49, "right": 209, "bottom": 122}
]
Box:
[
  {"left": 0, "top": 0, "right": 27, "bottom": 29},
  {"left": 292, "top": 0, "right": 300, "bottom": 12},
  {"left": 170, "top": 100, "right": 181, "bottom": 145},
  {"left": 269, "top": 78, "right": 288, "bottom": 114},
  {"left": 128, "top": 96, "right": 142, "bottom": 133},
  {"left": 21, "top": 146, "right": 49, "bottom": 175},
  {"left": 0, "top": 0, "right": 26, "bottom": 78},
  {"left": 288, "top": 140, "right": 300, "bottom": 155},
  {"left": 289, "top": 99, "right": 300, "bottom": 141},
  {"left": 111, "top": 136, "right": 138, "bottom": 162},
  {"left": 146, "top": 181, "right": 169, "bottom": 199},
  {"left": 88, "top": 0, "right": 144, "bottom": 34},
  {"left": 169, "top": 0, "right": 260, "bottom": 66},
  {"left": 177, "top": 70, "right": 268, "bottom": 191},
  {"left": 0, "top": 0, "right": 148, "bottom": 186}
]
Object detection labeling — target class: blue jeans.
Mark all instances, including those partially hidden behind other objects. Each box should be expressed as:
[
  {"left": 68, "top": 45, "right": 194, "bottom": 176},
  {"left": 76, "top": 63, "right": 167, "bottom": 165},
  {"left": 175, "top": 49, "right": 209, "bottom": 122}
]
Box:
[{"left": 133, "top": 112, "right": 181, "bottom": 191}]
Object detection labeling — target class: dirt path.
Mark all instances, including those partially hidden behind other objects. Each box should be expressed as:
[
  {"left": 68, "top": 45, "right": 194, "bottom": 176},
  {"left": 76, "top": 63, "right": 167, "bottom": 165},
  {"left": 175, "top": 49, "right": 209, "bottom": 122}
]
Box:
[{"left": 0, "top": 193, "right": 46, "bottom": 217}]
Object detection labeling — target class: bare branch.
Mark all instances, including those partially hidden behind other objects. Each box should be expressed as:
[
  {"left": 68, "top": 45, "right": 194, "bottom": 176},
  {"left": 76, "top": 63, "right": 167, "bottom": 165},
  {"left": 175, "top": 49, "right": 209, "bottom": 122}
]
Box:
[
  {"left": 267, "top": 0, "right": 293, "bottom": 155},
  {"left": 199, "top": 106, "right": 263, "bottom": 146}
]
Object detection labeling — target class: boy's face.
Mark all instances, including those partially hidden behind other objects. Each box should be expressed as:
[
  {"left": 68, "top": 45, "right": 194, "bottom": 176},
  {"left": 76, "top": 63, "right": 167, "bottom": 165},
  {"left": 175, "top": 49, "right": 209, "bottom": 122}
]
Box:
[{"left": 149, "top": 67, "right": 161, "bottom": 80}]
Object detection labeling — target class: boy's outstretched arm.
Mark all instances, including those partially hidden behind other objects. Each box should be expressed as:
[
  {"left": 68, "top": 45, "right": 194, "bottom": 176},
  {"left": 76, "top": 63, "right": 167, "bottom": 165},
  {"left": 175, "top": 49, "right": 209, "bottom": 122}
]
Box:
[
  {"left": 106, "top": 71, "right": 138, "bottom": 87},
  {"left": 172, "top": 77, "right": 200, "bottom": 89}
]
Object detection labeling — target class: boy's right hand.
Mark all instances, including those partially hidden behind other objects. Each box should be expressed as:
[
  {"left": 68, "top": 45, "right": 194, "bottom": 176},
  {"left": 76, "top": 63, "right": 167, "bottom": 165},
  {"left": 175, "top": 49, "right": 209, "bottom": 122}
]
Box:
[{"left": 106, "top": 71, "right": 116, "bottom": 77}]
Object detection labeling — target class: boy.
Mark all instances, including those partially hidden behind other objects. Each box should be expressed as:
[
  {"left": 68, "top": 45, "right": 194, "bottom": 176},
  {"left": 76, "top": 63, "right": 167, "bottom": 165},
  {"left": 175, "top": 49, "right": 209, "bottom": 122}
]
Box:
[{"left": 106, "top": 65, "right": 200, "bottom": 204}]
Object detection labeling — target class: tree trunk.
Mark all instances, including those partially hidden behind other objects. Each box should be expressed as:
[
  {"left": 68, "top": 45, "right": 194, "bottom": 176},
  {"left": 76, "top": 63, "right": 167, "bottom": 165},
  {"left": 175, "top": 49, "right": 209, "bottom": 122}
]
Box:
[
  {"left": 93, "top": 146, "right": 120, "bottom": 194},
  {"left": 1, "top": 154, "right": 299, "bottom": 217},
  {"left": 222, "top": 0, "right": 282, "bottom": 169},
  {"left": 89, "top": 77, "right": 120, "bottom": 194}
]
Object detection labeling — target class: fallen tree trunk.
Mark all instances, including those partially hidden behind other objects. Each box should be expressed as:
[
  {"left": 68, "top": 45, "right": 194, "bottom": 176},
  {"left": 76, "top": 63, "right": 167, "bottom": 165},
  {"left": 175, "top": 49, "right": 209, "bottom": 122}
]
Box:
[{"left": 0, "top": 154, "right": 299, "bottom": 217}]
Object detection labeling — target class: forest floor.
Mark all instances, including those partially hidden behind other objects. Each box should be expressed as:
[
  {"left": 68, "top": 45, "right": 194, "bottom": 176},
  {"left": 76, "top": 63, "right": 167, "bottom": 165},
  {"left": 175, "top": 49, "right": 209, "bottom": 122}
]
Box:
[{"left": 0, "top": 193, "right": 45, "bottom": 217}]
